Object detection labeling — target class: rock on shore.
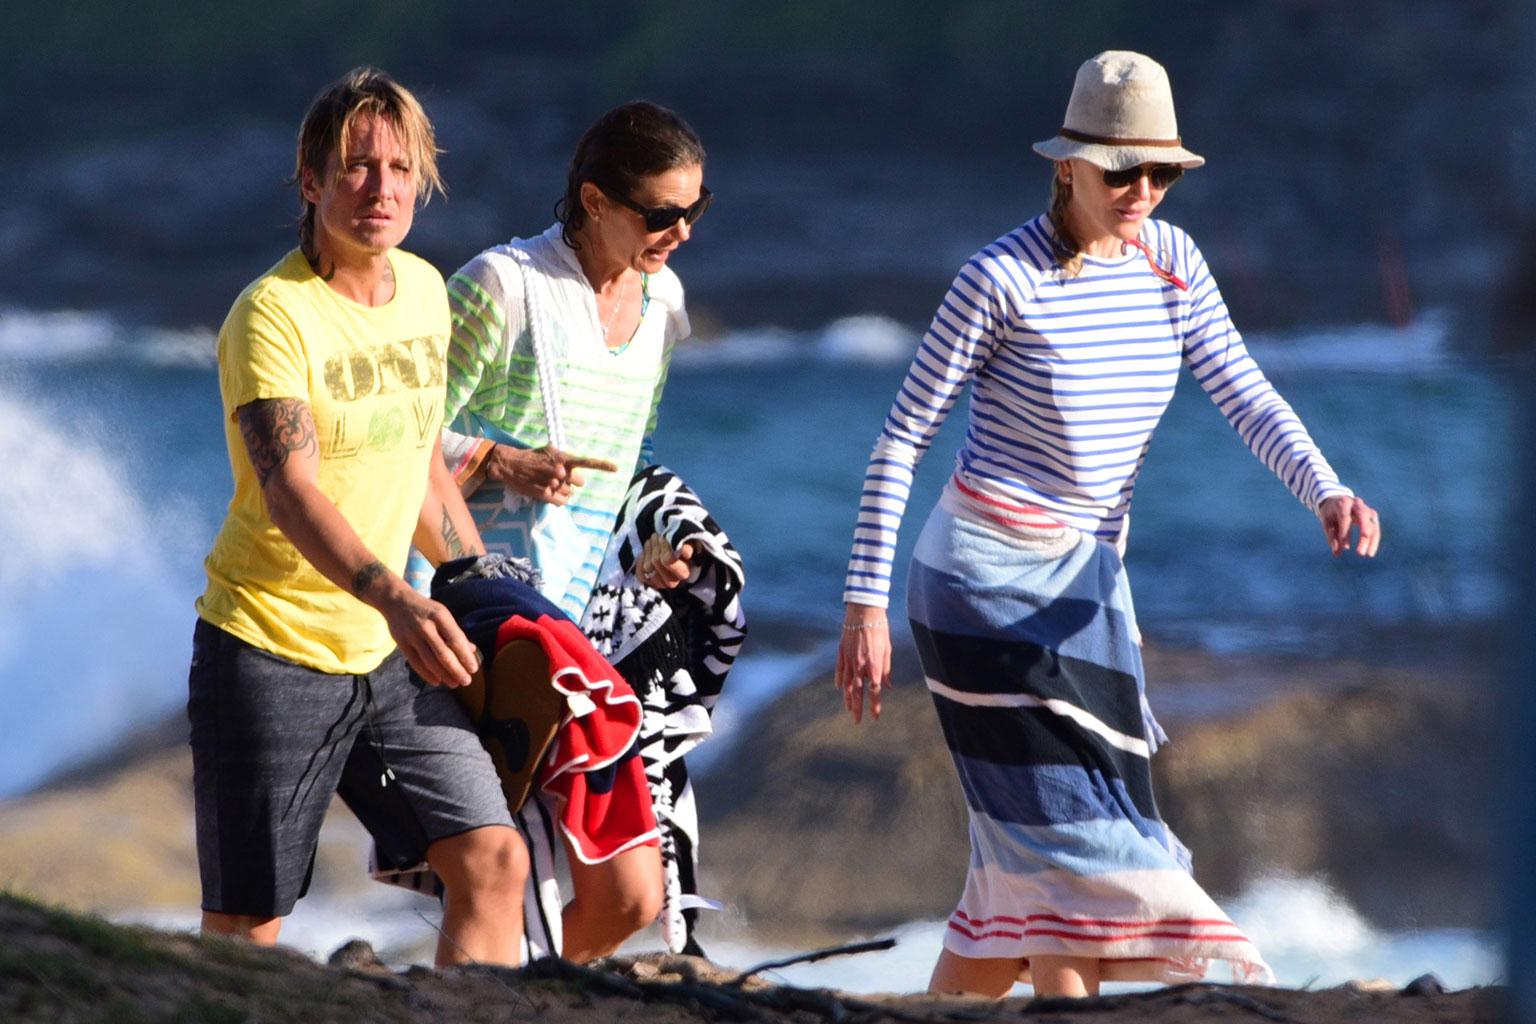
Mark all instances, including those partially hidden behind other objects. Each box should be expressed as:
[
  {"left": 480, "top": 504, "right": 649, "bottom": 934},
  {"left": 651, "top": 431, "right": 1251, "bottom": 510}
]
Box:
[
  {"left": 0, "top": 715, "right": 379, "bottom": 915},
  {"left": 0, "top": 640, "right": 1496, "bottom": 947},
  {"left": 0, "top": 891, "right": 1501, "bottom": 1023},
  {"left": 695, "top": 643, "right": 1496, "bottom": 939}
]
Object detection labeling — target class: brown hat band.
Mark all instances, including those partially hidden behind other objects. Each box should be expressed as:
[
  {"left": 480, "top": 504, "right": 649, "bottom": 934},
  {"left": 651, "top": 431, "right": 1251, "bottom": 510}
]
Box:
[{"left": 1058, "top": 128, "right": 1184, "bottom": 147}]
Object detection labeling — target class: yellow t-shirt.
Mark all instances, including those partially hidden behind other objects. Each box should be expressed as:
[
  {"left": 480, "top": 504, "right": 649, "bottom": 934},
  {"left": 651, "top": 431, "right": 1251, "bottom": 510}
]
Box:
[{"left": 197, "top": 248, "right": 449, "bottom": 674}]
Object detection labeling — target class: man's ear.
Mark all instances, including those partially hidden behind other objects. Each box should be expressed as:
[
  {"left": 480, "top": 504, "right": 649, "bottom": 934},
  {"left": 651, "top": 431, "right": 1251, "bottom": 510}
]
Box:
[{"left": 300, "top": 164, "right": 324, "bottom": 205}]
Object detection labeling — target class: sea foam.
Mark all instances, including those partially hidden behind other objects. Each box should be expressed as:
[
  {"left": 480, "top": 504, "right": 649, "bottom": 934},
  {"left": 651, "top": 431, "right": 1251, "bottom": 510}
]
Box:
[
  {"left": 0, "top": 386, "right": 202, "bottom": 796},
  {"left": 0, "top": 306, "right": 215, "bottom": 367},
  {"left": 671, "top": 309, "right": 1463, "bottom": 374},
  {"left": 698, "top": 875, "right": 1500, "bottom": 994},
  {"left": 0, "top": 301, "right": 1465, "bottom": 377},
  {"left": 674, "top": 315, "right": 917, "bottom": 367}
]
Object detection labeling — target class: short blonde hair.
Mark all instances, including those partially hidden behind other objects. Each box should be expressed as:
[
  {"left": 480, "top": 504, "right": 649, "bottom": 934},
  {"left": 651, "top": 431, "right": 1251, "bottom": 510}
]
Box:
[{"left": 292, "top": 67, "right": 445, "bottom": 255}]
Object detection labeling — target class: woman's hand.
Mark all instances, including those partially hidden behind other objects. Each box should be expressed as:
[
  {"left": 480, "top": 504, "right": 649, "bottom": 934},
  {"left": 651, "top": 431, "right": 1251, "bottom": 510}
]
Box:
[
  {"left": 836, "top": 603, "right": 892, "bottom": 724},
  {"left": 484, "top": 444, "right": 618, "bottom": 505},
  {"left": 1319, "top": 495, "right": 1382, "bottom": 558},
  {"left": 635, "top": 533, "right": 695, "bottom": 590}
]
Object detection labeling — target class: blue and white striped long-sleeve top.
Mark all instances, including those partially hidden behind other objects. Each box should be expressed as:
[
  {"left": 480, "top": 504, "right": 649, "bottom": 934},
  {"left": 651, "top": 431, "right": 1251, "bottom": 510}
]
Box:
[{"left": 844, "top": 214, "right": 1352, "bottom": 607}]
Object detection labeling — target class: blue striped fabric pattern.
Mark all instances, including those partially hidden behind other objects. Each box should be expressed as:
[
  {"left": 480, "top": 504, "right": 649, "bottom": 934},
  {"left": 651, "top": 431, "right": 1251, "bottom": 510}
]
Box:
[
  {"left": 909, "top": 501, "right": 1273, "bottom": 984},
  {"left": 845, "top": 215, "right": 1351, "bottom": 607}
]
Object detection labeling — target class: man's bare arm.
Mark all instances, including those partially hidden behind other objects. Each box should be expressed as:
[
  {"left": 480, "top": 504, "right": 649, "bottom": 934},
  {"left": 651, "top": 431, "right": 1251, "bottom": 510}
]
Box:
[
  {"left": 414, "top": 432, "right": 487, "bottom": 566},
  {"left": 237, "top": 398, "right": 318, "bottom": 488},
  {"left": 235, "top": 398, "right": 479, "bottom": 685}
]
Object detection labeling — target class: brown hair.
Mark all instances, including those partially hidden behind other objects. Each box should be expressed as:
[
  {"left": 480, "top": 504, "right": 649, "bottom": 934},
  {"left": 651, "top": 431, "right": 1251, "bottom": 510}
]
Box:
[
  {"left": 291, "top": 67, "right": 445, "bottom": 257},
  {"left": 1046, "top": 170, "right": 1084, "bottom": 279},
  {"left": 555, "top": 100, "right": 705, "bottom": 250}
]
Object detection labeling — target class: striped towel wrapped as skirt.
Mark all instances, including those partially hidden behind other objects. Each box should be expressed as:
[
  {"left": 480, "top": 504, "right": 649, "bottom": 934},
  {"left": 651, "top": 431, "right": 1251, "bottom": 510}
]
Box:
[{"left": 909, "top": 479, "right": 1273, "bottom": 985}]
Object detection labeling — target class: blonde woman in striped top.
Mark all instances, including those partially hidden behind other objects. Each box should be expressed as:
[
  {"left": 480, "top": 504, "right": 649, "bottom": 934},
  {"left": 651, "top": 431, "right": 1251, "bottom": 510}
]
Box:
[{"left": 837, "top": 52, "right": 1380, "bottom": 998}]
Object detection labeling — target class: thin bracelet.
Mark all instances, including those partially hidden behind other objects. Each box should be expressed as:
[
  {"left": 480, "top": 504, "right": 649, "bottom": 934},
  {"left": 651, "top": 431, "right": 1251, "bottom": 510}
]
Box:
[{"left": 842, "top": 620, "right": 888, "bottom": 631}]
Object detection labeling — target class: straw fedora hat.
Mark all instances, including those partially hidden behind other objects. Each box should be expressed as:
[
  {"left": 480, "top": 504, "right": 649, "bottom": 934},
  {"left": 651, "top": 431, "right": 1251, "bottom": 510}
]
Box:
[{"left": 1032, "top": 51, "right": 1204, "bottom": 171}]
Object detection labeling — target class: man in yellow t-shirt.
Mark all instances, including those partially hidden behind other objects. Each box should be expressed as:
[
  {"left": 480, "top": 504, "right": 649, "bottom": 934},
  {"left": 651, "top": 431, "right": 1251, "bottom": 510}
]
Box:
[{"left": 189, "top": 68, "right": 526, "bottom": 967}]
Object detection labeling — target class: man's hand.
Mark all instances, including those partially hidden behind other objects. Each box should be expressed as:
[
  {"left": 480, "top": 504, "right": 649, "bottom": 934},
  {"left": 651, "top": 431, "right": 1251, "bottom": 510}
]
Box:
[
  {"left": 485, "top": 444, "right": 619, "bottom": 505},
  {"left": 359, "top": 565, "right": 482, "bottom": 688}
]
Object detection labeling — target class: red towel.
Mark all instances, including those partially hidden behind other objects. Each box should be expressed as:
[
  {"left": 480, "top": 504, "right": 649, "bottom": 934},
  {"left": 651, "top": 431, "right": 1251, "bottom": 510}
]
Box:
[{"left": 495, "top": 614, "right": 660, "bottom": 864}]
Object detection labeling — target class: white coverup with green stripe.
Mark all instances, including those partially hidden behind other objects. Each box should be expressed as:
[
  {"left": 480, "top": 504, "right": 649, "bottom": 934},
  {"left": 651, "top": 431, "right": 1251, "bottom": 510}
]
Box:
[{"left": 415, "top": 223, "right": 688, "bottom": 618}]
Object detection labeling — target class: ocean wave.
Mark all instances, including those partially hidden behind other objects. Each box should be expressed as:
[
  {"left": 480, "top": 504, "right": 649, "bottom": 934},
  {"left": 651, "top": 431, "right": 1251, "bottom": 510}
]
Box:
[
  {"left": 0, "top": 388, "right": 204, "bottom": 797},
  {"left": 0, "top": 307, "right": 216, "bottom": 368},
  {"left": 0, "top": 302, "right": 1465, "bottom": 375},
  {"left": 1223, "top": 875, "right": 1500, "bottom": 988},
  {"left": 675, "top": 315, "right": 918, "bottom": 367},
  {"left": 0, "top": 308, "right": 119, "bottom": 362},
  {"left": 667, "top": 309, "right": 1467, "bottom": 374},
  {"left": 1244, "top": 309, "right": 1455, "bottom": 374}
]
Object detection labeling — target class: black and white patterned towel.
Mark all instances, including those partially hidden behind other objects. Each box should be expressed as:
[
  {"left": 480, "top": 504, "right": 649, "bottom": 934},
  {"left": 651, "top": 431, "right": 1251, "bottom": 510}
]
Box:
[{"left": 575, "top": 464, "right": 747, "bottom": 955}]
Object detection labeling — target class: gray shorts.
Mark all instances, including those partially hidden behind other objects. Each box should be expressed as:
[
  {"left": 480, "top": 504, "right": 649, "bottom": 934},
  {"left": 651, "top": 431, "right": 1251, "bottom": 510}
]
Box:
[{"left": 187, "top": 618, "right": 512, "bottom": 918}]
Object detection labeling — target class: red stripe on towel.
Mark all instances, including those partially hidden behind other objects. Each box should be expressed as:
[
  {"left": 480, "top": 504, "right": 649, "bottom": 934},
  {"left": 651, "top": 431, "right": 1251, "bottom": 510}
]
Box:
[
  {"left": 954, "top": 909, "right": 1236, "bottom": 929},
  {"left": 947, "top": 919, "right": 1251, "bottom": 944},
  {"left": 950, "top": 476, "right": 1068, "bottom": 530}
]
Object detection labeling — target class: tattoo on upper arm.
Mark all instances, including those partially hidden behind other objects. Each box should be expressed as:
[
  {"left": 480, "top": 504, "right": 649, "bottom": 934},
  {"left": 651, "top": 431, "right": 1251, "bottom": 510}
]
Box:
[
  {"left": 237, "top": 398, "right": 318, "bottom": 487},
  {"left": 441, "top": 507, "right": 466, "bottom": 559},
  {"left": 352, "top": 560, "right": 387, "bottom": 597}
]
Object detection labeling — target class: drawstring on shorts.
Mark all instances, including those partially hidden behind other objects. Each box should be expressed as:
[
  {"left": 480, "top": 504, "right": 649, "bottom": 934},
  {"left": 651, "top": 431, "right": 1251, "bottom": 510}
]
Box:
[{"left": 359, "top": 673, "right": 398, "bottom": 789}]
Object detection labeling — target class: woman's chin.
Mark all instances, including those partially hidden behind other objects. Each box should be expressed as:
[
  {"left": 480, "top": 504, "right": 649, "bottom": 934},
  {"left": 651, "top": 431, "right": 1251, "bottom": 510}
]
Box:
[{"left": 639, "top": 248, "right": 674, "bottom": 272}]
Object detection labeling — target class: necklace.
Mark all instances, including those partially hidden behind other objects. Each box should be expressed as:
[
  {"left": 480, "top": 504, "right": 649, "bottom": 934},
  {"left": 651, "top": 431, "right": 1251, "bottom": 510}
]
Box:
[{"left": 600, "top": 273, "right": 630, "bottom": 341}]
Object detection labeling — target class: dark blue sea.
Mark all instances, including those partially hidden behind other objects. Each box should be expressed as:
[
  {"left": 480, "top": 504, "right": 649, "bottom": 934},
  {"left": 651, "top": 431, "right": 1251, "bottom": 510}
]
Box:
[{"left": 0, "top": 307, "right": 1513, "bottom": 798}]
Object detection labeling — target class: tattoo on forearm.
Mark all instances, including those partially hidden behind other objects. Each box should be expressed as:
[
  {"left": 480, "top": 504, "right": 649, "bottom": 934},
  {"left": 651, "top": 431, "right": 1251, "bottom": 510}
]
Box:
[
  {"left": 440, "top": 508, "right": 467, "bottom": 559},
  {"left": 237, "top": 398, "right": 318, "bottom": 487},
  {"left": 351, "top": 560, "right": 387, "bottom": 597}
]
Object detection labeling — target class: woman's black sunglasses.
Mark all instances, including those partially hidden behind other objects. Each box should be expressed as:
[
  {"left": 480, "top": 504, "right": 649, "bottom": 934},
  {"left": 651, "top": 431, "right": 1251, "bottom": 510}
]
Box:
[
  {"left": 1101, "top": 164, "right": 1184, "bottom": 190},
  {"left": 601, "top": 184, "right": 714, "bottom": 233}
]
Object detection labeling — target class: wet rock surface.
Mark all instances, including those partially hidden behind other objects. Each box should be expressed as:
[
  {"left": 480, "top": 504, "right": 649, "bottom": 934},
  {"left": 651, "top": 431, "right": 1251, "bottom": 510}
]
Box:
[
  {"left": 0, "top": 892, "right": 1503, "bottom": 1023},
  {"left": 696, "top": 642, "right": 1495, "bottom": 938},
  {"left": 0, "top": 640, "right": 1496, "bottom": 943}
]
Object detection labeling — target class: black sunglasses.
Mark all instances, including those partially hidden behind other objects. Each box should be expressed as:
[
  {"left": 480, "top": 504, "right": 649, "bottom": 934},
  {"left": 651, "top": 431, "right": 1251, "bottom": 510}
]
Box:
[
  {"left": 600, "top": 184, "right": 714, "bottom": 233},
  {"left": 1101, "top": 164, "right": 1184, "bottom": 190}
]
